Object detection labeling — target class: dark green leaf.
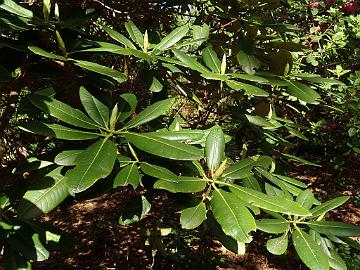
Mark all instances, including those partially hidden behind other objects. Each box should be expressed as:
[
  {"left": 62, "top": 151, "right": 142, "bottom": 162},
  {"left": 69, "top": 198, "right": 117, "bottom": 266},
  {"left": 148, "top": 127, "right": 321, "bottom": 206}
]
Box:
[
  {"left": 180, "top": 202, "right": 207, "bottom": 229},
  {"left": 149, "top": 129, "right": 205, "bottom": 142},
  {"left": 205, "top": 125, "right": 225, "bottom": 172},
  {"left": 173, "top": 49, "right": 209, "bottom": 73},
  {"left": 307, "top": 221, "right": 360, "bottom": 237},
  {"left": 101, "top": 25, "right": 136, "bottom": 49},
  {"left": 125, "top": 132, "right": 203, "bottom": 160},
  {"left": 296, "top": 190, "right": 315, "bottom": 210},
  {"left": 140, "top": 163, "right": 177, "bottom": 179},
  {"left": 19, "top": 122, "right": 100, "bottom": 140},
  {"left": 0, "top": 0, "right": 33, "bottom": 18},
  {"left": 310, "top": 196, "right": 350, "bottom": 217},
  {"left": 211, "top": 189, "right": 256, "bottom": 243},
  {"left": 29, "top": 95, "right": 100, "bottom": 130},
  {"left": 154, "top": 25, "right": 189, "bottom": 51},
  {"left": 119, "top": 195, "right": 151, "bottom": 225},
  {"left": 202, "top": 46, "right": 221, "bottom": 73},
  {"left": 154, "top": 176, "right": 206, "bottom": 193},
  {"left": 226, "top": 80, "right": 269, "bottom": 97},
  {"left": 223, "top": 158, "right": 256, "bottom": 180},
  {"left": 28, "top": 46, "right": 66, "bottom": 61},
  {"left": 66, "top": 139, "right": 117, "bottom": 194},
  {"left": 266, "top": 234, "right": 288, "bottom": 255},
  {"left": 79, "top": 87, "right": 109, "bottom": 127},
  {"left": 113, "top": 164, "right": 140, "bottom": 188},
  {"left": 54, "top": 150, "right": 83, "bottom": 166},
  {"left": 124, "top": 98, "right": 175, "bottom": 129},
  {"left": 17, "top": 167, "right": 69, "bottom": 219},
  {"left": 73, "top": 60, "right": 127, "bottom": 84},
  {"left": 256, "top": 219, "right": 290, "bottom": 234},
  {"left": 117, "top": 93, "right": 137, "bottom": 122},
  {"left": 292, "top": 228, "right": 329, "bottom": 270},
  {"left": 287, "top": 80, "right": 320, "bottom": 104},
  {"left": 124, "top": 20, "right": 143, "bottom": 48}
]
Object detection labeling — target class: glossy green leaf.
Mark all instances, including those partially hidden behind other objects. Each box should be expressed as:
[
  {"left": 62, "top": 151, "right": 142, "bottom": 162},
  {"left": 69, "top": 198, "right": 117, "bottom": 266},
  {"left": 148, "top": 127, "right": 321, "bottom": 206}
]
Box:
[
  {"left": 17, "top": 167, "right": 69, "bottom": 219},
  {"left": 28, "top": 46, "right": 66, "bottom": 61},
  {"left": 310, "top": 196, "right": 350, "bottom": 217},
  {"left": 230, "top": 185, "right": 311, "bottom": 216},
  {"left": 19, "top": 122, "right": 100, "bottom": 140},
  {"left": 202, "top": 46, "right": 221, "bottom": 73},
  {"left": 281, "top": 153, "right": 321, "bottom": 167},
  {"left": 124, "top": 98, "right": 175, "bottom": 129},
  {"left": 140, "top": 162, "right": 177, "bottom": 179},
  {"left": 119, "top": 195, "right": 151, "bottom": 225},
  {"left": 12, "top": 157, "right": 53, "bottom": 174},
  {"left": 154, "top": 176, "right": 206, "bottom": 193},
  {"left": 79, "top": 87, "right": 109, "bottom": 127},
  {"left": 124, "top": 20, "right": 143, "bottom": 48},
  {"left": 73, "top": 60, "right": 127, "bottom": 84},
  {"left": 242, "top": 175, "right": 262, "bottom": 192},
  {"left": 29, "top": 95, "right": 100, "bottom": 130},
  {"left": 211, "top": 189, "right": 256, "bottom": 243},
  {"left": 101, "top": 25, "right": 136, "bottom": 49},
  {"left": 149, "top": 129, "right": 205, "bottom": 142},
  {"left": 236, "top": 50, "right": 260, "bottom": 75},
  {"left": 149, "top": 76, "right": 163, "bottom": 92},
  {"left": 296, "top": 190, "right": 315, "bottom": 210},
  {"left": 0, "top": 0, "right": 33, "bottom": 18},
  {"left": 54, "top": 150, "right": 83, "bottom": 166},
  {"left": 66, "top": 139, "right": 117, "bottom": 194},
  {"left": 153, "top": 25, "right": 189, "bottom": 51},
  {"left": 292, "top": 228, "right": 329, "bottom": 270},
  {"left": 307, "top": 221, "right": 360, "bottom": 237},
  {"left": 201, "top": 72, "right": 227, "bottom": 81},
  {"left": 125, "top": 132, "right": 203, "bottom": 160},
  {"left": 192, "top": 24, "right": 209, "bottom": 46},
  {"left": 287, "top": 80, "right": 320, "bottom": 104},
  {"left": 223, "top": 158, "right": 256, "bottom": 179},
  {"left": 296, "top": 74, "right": 345, "bottom": 86},
  {"left": 256, "top": 219, "right": 290, "bottom": 234},
  {"left": 113, "top": 163, "right": 140, "bottom": 188},
  {"left": 266, "top": 234, "right": 288, "bottom": 255},
  {"left": 230, "top": 73, "right": 270, "bottom": 84},
  {"left": 246, "top": 115, "right": 276, "bottom": 128},
  {"left": 205, "top": 125, "right": 225, "bottom": 172},
  {"left": 117, "top": 93, "right": 137, "bottom": 122},
  {"left": 180, "top": 202, "right": 207, "bottom": 229},
  {"left": 226, "top": 80, "right": 269, "bottom": 97},
  {"left": 173, "top": 49, "right": 209, "bottom": 73},
  {"left": 274, "top": 174, "right": 307, "bottom": 188}
]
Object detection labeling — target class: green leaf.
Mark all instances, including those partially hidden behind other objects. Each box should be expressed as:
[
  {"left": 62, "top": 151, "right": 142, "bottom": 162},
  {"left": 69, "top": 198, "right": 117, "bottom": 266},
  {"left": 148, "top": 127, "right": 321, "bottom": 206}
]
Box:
[
  {"left": 28, "top": 46, "right": 66, "bottom": 61},
  {"left": 296, "top": 74, "right": 345, "bottom": 86},
  {"left": 153, "top": 25, "right": 189, "bottom": 51},
  {"left": 118, "top": 195, "right": 151, "bottom": 225},
  {"left": 328, "top": 250, "right": 347, "bottom": 270},
  {"left": 205, "top": 125, "right": 225, "bottom": 172},
  {"left": 206, "top": 213, "right": 246, "bottom": 255},
  {"left": 230, "top": 73, "right": 271, "bottom": 84},
  {"left": 236, "top": 50, "right": 261, "bottom": 75},
  {"left": 149, "top": 76, "right": 163, "bottom": 92},
  {"left": 192, "top": 24, "right": 209, "bottom": 46},
  {"left": 223, "top": 158, "right": 256, "bottom": 180},
  {"left": 173, "top": 49, "right": 209, "bottom": 73},
  {"left": 19, "top": 122, "right": 99, "bottom": 140},
  {"left": 17, "top": 167, "right": 69, "bottom": 219},
  {"left": 124, "top": 20, "right": 144, "bottom": 48},
  {"left": 73, "top": 60, "right": 127, "bottom": 84},
  {"left": 211, "top": 189, "right": 256, "bottom": 243},
  {"left": 307, "top": 221, "right": 360, "bottom": 237},
  {"left": 310, "top": 196, "right": 350, "bottom": 217},
  {"left": 101, "top": 25, "right": 136, "bottom": 49},
  {"left": 0, "top": 0, "right": 33, "bottom": 18},
  {"left": 149, "top": 130, "right": 205, "bottom": 142},
  {"left": 226, "top": 80, "right": 269, "bottom": 97},
  {"left": 274, "top": 174, "right": 307, "bottom": 188},
  {"left": 246, "top": 115, "right": 276, "bottom": 128},
  {"left": 180, "top": 202, "right": 207, "bottom": 229},
  {"left": 266, "top": 234, "right": 288, "bottom": 255},
  {"left": 113, "top": 164, "right": 140, "bottom": 189},
  {"left": 154, "top": 176, "right": 206, "bottom": 193},
  {"left": 287, "top": 80, "right": 320, "bottom": 104},
  {"left": 281, "top": 153, "right": 321, "bottom": 167},
  {"left": 202, "top": 46, "right": 221, "bottom": 73},
  {"left": 12, "top": 157, "right": 53, "bottom": 174},
  {"left": 256, "top": 219, "right": 290, "bottom": 234},
  {"left": 66, "top": 139, "right": 117, "bottom": 194},
  {"left": 296, "top": 190, "right": 315, "bottom": 210},
  {"left": 292, "top": 228, "right": 329, "bottom": 270},
  {"left": 230, "top": 185, "right": 311, "bottom": 216},
  {"left": 125, "top": 132, "right": 203, "bottom": 160},
  {"left": 201, "top": 72, "right": 227, "bottom": 81},
  {"left": 124, "top": 98, "right": 175, "bottom": 129},
  {"left": 140, "top": 163, "right": 177, "bottom": 179},
  {"left": 79, "top": 87, "right": 109, "bottom": 127},
  {"left": 3, "top": 246, "right": 32, "bottom": 270},
  {"left": 29, "top": 95, "right": 100, "bottom": 130},
  {"left": 54, "top": 150, "right": 83, "bottom": 166},
  {"left": 117, "top": 93, "right": 137, "bottom": 122}
]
